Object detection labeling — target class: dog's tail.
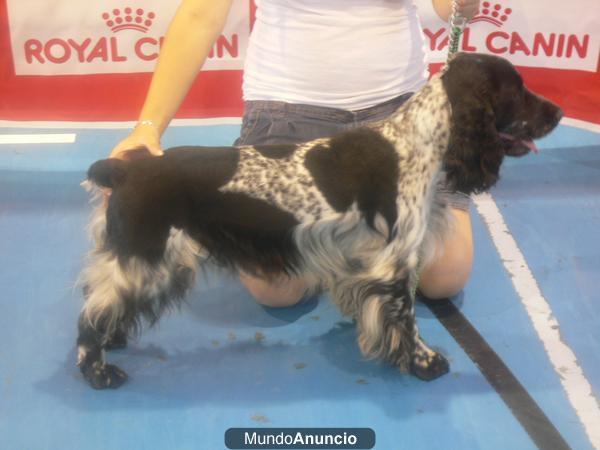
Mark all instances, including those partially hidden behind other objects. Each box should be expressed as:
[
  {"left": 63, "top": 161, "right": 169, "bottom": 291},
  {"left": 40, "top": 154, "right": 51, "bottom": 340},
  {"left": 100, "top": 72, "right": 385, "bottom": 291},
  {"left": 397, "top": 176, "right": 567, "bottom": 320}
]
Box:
[{"left": 87, "top": 158, "right": 128, "bottom": 189}]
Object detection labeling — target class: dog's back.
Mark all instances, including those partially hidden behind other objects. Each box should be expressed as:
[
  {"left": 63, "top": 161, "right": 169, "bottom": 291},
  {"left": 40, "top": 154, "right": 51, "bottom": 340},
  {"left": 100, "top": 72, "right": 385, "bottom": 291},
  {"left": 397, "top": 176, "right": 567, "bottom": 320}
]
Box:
[{"left": 88, "top": 147, "right": 303, "bottom": 274}]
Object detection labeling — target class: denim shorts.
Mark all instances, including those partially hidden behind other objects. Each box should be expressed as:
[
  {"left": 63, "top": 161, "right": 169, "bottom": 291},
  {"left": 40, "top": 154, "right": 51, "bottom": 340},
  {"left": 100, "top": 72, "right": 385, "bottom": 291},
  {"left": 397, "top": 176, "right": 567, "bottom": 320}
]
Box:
[{"left": 234, "top": 95, "right": 470, "bottom": 211}]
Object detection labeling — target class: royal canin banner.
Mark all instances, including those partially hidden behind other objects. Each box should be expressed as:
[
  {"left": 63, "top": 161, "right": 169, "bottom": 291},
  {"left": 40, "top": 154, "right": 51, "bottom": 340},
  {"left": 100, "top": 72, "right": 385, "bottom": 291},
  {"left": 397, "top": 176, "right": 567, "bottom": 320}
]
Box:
[
  {"left": 7, "top": 0, "right": 249, "bottom": 74},
  {"left": 0, "top": 0, "right": 598, "bottom": 123}
]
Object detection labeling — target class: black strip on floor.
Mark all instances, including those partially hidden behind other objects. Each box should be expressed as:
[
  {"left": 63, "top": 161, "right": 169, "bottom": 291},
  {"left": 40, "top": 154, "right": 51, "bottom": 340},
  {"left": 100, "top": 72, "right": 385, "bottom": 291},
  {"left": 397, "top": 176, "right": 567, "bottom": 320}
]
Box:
[{"left": 421, "top": 297, "right": 571, "bottom": 450}]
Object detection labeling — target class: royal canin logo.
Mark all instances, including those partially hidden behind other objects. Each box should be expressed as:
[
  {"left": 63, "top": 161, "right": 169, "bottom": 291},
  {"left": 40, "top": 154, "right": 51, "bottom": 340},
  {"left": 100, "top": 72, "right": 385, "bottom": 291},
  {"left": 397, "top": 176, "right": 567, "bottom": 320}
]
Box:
[
  {"left": 102, "top": 7, "right": 156, "bottom": 33},
  {"left": 470, "top": 2, "right": 512, "bottom": 27},
  {"left": 23, "top": 6, "right": 238, "bottom": 65},
  {"left": 424, "top": 1, "right": 590, "bottom": 59}
]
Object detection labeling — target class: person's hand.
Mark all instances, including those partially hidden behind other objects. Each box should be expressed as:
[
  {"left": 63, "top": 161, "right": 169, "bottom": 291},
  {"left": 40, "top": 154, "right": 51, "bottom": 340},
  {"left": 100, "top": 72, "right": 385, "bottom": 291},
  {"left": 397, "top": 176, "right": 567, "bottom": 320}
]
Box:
[
  {"left": 455, "top": 0, "right": 480, "bottom": 20},
  {"left": 433, "top": 0, "right": 480, "bottom": 23},
  {"left": 101, "top": 123, "right": 163, "bottom": 199},
  {"left": 110, "top": 123, "right": 164, "bottom": 161}
]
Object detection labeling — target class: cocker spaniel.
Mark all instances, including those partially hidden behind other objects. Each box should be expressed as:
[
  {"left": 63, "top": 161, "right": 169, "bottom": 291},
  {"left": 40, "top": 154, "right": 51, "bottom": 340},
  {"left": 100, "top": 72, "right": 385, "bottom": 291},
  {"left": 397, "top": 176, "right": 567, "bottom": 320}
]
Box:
[{"left": 76, "top": 53, "right": 562, "bottom": 389}]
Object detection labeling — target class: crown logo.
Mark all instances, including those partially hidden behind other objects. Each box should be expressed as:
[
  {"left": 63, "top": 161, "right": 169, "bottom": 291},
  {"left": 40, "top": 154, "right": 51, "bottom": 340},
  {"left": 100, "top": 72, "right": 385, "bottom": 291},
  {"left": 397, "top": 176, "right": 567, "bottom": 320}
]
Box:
[
  {"left": 102, "top": 8, "right": 156, "bottom": 33},
  {"left": 470, "top": 2, "right": 512, "bottom": 27}
]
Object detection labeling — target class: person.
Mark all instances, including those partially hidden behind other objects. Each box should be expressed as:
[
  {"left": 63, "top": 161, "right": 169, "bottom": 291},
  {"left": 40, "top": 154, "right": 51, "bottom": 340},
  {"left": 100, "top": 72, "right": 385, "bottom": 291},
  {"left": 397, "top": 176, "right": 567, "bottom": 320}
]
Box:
[{"left": 109, "top": 0, "right": 480, "bottom": 307}]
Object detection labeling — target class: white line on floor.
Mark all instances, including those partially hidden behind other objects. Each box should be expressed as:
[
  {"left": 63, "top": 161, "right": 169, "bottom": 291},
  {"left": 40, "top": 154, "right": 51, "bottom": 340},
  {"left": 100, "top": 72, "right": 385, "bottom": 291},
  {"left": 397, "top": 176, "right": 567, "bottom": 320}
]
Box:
[
  {"left": 474, "top": 192, "right": 600, "bottom": 450},
  {"left": 561, "top": 118, "right": 600, "bottom": 134},
  {"left": 0, "top": 133, "right": 76, "bottom": 144},
  {"left": 0, "top": 117, "right": 242, "bottom": 129}
]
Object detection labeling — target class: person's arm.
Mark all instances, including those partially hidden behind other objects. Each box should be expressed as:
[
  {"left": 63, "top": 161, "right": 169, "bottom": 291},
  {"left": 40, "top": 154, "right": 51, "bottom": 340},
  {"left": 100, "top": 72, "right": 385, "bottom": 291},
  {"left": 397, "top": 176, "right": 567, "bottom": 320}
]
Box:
[
  {"left": 432, "top": 0, "right": 479, "bottom": 22},
  {"left": 110, "top": 0, "right": 234, "bottom": 159}
]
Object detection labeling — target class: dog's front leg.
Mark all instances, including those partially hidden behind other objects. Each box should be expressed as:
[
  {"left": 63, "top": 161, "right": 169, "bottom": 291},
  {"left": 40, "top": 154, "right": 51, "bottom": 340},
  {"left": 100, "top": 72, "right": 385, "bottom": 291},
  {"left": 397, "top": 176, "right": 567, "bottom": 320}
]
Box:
[
  {"left": 406, "top": 271, "right": 450, "bottom": 381},
  {"left": 409, "top": 333, "right": 450, "bottom": 381},
  {"left": 356, "top": 273, "right": 449, "bottom": 381}
]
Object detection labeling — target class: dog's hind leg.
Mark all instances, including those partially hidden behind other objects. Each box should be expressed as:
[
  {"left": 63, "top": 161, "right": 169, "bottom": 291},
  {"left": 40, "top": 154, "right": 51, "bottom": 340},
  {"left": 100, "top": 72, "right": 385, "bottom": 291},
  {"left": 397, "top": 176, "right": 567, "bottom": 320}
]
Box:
[
  {"left": 77, "top": 229, "right": 202, "bottom": 389},
  {"left": 105, "top": 325, "right": 128, "bottom": 350},
  {"left": 77, "top": 314, "right": 129, "bottom": 389},
  {"left": 76, "top": 252, "right": 136, "bottom": 389}
]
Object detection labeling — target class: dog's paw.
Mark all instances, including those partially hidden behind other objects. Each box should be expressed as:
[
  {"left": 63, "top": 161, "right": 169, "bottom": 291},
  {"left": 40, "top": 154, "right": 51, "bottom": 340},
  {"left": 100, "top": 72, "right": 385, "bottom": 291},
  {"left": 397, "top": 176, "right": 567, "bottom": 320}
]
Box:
[
  {"left": 410, "top": 351, "right": 450, "bottom": 381},
  {"left": 83, "top": 363, "right": 129, "bottom": 389}
]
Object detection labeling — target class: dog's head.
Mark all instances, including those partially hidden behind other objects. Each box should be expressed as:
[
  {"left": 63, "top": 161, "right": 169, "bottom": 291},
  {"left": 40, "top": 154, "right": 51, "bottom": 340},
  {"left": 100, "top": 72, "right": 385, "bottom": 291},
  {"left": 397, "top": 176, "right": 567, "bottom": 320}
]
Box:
[{"left": 441, "top": 53, "right": 563, "bottom": 194}]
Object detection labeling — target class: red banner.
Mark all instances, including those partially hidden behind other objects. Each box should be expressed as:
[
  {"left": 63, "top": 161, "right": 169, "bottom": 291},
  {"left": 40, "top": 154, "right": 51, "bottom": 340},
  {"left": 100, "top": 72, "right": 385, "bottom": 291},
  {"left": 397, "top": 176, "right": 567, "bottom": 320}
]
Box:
[{"left": 0, "top": 0, "right": 598, "bottom": 123}]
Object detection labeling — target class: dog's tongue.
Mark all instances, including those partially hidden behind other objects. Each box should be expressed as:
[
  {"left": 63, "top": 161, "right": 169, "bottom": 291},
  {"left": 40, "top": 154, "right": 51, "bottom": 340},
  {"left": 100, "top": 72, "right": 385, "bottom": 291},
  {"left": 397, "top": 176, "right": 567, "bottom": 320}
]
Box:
[
  {"left": 521, "top": 139, "right": 539, "bottom": 153},
  {"left": 499, "top": 132, "right": 539, "bottom": 154}
]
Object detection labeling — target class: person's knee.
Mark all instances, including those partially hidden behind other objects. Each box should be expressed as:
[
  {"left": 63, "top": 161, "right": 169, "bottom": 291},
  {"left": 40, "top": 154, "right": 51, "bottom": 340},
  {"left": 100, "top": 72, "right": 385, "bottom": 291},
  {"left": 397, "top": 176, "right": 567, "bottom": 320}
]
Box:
[
  {"left": 239, "top": 273, "right": 310, "bottom": 308},
  {"left": 418, "top": 258, "right": 472, "bottom": 299},
  {"left": 418, "top": 208, "right": 474, "bottom": 300}
]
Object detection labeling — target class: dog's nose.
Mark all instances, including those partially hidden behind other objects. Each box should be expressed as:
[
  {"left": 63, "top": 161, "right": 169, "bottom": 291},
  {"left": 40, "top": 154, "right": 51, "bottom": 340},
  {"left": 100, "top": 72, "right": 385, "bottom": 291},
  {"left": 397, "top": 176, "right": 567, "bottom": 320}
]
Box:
[{"left": 556, "top": 108, "right": 564, "bottom": 123}]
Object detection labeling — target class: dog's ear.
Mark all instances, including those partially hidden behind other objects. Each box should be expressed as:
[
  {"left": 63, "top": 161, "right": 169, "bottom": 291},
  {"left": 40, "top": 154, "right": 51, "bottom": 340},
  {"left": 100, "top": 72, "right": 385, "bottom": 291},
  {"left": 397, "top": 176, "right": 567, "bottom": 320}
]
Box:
[
  {"left": 87, "top": 158, "right": 128, "bottom": 189},
  {"left": 443, "top": 95, "right": 505, "bottom": 194}
]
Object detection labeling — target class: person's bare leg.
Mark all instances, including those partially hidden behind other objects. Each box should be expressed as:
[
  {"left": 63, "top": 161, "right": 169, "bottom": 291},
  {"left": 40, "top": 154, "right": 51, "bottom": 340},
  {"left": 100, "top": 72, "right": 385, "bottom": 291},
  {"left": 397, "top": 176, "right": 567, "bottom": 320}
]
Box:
[
  {"left": 239, "top": 272, "right": 313, "bottom": 307},
  {"left": 418, "top": 208, "right": 474, "bottom": 299}
]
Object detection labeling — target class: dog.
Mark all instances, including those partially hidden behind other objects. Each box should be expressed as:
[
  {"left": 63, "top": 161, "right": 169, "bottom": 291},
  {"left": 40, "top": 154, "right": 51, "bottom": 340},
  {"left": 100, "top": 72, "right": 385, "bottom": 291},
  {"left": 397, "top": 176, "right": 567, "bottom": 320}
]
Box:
[{"left": 76, "top": 53, "right": 562, "bottom": 389}]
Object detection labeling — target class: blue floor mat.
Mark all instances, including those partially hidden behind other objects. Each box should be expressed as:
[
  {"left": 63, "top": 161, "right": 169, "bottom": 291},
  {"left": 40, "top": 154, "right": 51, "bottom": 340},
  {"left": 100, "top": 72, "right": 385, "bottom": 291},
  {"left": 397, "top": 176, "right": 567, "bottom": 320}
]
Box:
[{"left": 0, "top": 123, "right": 597, "bottom": 450}]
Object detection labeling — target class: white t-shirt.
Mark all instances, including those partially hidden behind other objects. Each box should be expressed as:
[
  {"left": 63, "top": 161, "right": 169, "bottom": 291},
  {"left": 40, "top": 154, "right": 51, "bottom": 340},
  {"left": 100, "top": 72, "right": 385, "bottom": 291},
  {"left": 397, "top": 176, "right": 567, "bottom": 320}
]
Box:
[{"left": 243, "top": 0, "right": 429, "bottom": 111}]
